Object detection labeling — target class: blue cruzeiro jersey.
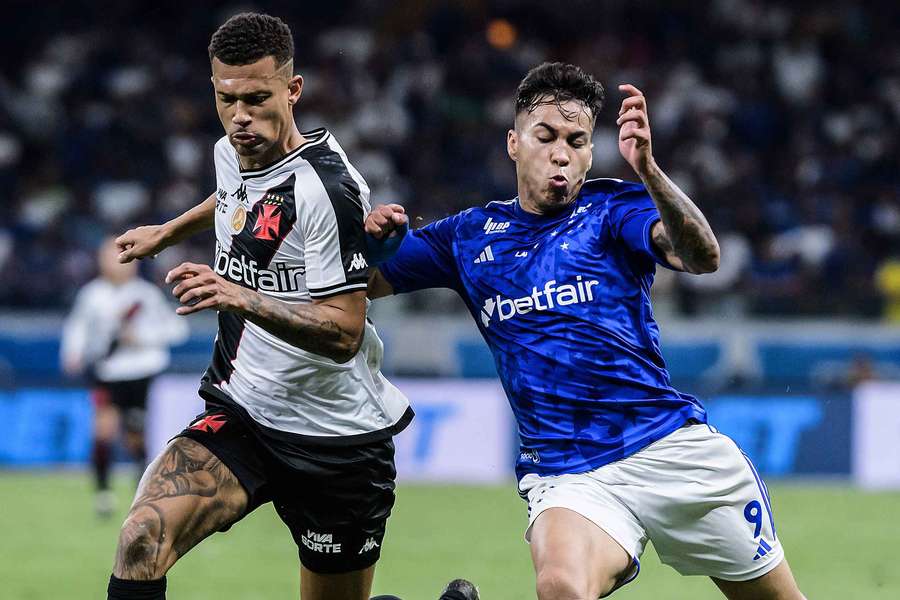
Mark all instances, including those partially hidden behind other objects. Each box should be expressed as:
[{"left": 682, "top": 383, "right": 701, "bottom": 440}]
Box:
[{"left": 380, "top": 178, "right": 707, "bottom": 479}]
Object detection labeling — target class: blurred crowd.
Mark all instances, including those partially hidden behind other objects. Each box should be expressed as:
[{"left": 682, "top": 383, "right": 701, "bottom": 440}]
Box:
[{"left": 0, "top": 0, "right": 897, "bottom": 318}]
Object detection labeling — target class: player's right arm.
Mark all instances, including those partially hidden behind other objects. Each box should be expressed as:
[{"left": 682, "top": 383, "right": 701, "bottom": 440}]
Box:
[{"left": 116, "top": 192, "right": 217, "bottom": 263}]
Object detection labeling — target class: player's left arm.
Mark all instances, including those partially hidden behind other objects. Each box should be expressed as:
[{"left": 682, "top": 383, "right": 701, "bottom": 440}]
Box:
[
  {"left": 165, "top": 263, "right": 366, "bottom": 363},
  {"left": 617, "top": 84, "right": 720, "bottom": 274}
]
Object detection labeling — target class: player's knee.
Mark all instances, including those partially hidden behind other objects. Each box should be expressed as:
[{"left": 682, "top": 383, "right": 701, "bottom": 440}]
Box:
[
  {"left": 114, "top": 505, "right": 170, "bottom": 579},
  {"left": 535, "top": 565, "right": 599, "bottom": 600}
]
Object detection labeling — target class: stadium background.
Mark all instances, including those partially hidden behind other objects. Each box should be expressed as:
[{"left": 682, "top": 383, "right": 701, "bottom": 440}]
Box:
[{"left": 1, "top": 0, "right": 899, "bottom": 598}]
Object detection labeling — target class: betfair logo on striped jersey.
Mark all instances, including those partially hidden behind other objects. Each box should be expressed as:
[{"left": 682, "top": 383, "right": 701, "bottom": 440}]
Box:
[
  {"left": 483, "top": 217, "right": 510, "bottom": 234},
  {"left": 349, "top": 252, "right": 368, "bottom": 271},
  {"left": 214, "top": 247, "right": 305, "bottom": 292},
  {"left": 474, "top": 245, "right": 495, "bottom": 264}
]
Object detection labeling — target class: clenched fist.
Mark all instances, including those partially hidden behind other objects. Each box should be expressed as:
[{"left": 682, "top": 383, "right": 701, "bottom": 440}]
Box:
[
  {"left": 115, "top": 225, "right": 169, "bottom": 263},
  {"left": 365, "top": 204, "right": 408, "bottom": 240}
]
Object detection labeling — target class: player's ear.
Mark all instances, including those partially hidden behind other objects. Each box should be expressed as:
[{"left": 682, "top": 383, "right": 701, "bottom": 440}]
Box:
[
  {"left": 507, "top": 129, "right": 518, "bottom": 162},
  {"left": 288, "top": 75, "right": 303, "bottom": 105}
]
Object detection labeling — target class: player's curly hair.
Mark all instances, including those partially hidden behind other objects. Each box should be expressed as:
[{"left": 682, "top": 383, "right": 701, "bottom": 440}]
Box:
[
  {"left": 515, "top": 62, "right": 605, "bottom": 122},
  {"left": 208, "top": 12, "right": 294, "bottom": 67}
]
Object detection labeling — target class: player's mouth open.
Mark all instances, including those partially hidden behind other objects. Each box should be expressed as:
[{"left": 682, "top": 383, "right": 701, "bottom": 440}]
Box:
[{"left": 549, "top": 175, "right": 568, "bottom": 189}]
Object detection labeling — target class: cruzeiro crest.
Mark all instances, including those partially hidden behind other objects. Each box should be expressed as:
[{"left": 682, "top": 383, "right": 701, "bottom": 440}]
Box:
[{"left": 253, "top": 191, "right": 286, "bottom": 241}]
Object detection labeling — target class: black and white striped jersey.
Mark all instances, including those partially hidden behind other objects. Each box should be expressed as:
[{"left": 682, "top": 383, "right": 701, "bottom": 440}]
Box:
[{"left": 200, "top": 129, "right": 411, "bottom": 444}]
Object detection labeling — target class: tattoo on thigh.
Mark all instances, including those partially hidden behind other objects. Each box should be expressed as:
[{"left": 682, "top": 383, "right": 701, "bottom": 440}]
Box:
[
  {"left": 115, "top": 503, "right": 165, "bottom": 580},
  {"left": 114, "top": 439, "right": 246, "bottom": 576},
  {"left": 137, "top": 439, "right": 237, "bottom": 504}
]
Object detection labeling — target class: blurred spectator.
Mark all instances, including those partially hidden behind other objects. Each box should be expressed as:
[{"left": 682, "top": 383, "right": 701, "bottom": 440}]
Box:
[
  {"left": 0, "top": 0, "right": 897, "bottom": 318},
  {"left": 60, "top": 237, "right": 188, "bottom": 517}
]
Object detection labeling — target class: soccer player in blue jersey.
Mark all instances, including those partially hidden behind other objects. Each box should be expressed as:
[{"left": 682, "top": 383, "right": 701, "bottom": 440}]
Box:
[{"left": 365, "top": 63, "right": 806, "bottom": 600}]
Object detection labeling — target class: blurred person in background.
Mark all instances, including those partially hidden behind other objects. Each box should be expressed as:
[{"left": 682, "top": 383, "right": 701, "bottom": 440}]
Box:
[
  {"left": 1, "top": 2, "right": 896, "bottom": 318},
  {"left": 60, "top": 236, "right": 188, "bottom": 517},
  {"left": 366, "top": 62, "right": 806, "bottom": 599}
]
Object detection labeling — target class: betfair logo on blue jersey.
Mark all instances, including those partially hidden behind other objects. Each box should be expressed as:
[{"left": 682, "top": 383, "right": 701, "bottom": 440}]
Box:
[{"left": 480, "top": 277, "right": 600, "bottom": 328}]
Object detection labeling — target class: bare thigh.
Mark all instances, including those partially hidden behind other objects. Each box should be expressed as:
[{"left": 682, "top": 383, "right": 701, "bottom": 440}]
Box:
[
  {"left": 530, "top": 507, "right": 633, "bottom": 600},
  {"left": 713, "top": 559, "right": 806, "bottom": 600},
  {"left": 112, "top": 437, "right": 249, "bottom": 580},
  {"left": 300, "top": 564, "right": 376, "bottom": 600}
]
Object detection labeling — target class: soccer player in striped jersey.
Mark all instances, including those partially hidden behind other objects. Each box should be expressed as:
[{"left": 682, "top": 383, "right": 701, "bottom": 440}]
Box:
[
  {"left": 108, "top": 13, "right": 414, "bottom": 600},
  {"left": 366, "top": 63, "right": 806, "bottom": 599}
]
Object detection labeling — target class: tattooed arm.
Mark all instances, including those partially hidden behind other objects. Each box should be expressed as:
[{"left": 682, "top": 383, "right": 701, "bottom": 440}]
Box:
[
  {"left": 241, "top": 290, "right": 366, "bottom": 363},
  {"left": 165, "top": 262, "right": 365, "bottom": 363},
  {"left": 166, "top": 263, "right": 366, "bottom": 362},
  {"left": 642, "top": 164, "right": 720, "bottom": 273},
  {"left": 616, "top": 83, "right": 720, "bottom": 274}
]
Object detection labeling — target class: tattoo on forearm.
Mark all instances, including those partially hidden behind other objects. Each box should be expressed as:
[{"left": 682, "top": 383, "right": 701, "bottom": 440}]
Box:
[
  {"left": 243, "top": 292, "right": 359, "bottom": 360},
  {"left": 642, "top": 164, "right": 719, "bottom": 273}
]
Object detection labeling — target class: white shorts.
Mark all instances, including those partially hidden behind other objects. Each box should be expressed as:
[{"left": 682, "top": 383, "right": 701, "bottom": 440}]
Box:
[{"left": 518, "top": 423, "right": 784, "bottom": 585}]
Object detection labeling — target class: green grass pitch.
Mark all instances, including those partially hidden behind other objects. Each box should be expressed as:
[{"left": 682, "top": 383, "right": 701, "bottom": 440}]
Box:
[{"left": 2, "top": 473, "right": 898, "bottom": 599}]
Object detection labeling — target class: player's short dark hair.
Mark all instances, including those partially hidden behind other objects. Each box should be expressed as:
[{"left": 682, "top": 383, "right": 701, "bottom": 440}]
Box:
[
  {"left": 208, "top": 12, "right": 294, "bottom": 67},
  {"left": 515, "top": 62, "right": 605, "bottom": 123}
]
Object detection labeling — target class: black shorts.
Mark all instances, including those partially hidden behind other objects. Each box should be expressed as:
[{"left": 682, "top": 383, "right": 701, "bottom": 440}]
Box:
[
  {"left": 175, "top": 399, "right": 397, "bottom": 574},
  {"left": 93, "top": 377, "right": 152, "bottom": 432}
]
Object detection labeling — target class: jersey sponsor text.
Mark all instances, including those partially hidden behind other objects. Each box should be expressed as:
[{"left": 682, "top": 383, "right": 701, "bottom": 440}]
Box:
[
  {"left": 480, "top": 276, "right": 599, "bottom": 327},
  {"left": 301, "top": 530, "right": 342, "bottom": 554},
  {"left": 214, "top": 246, "right": 305, "bottom": 293}
]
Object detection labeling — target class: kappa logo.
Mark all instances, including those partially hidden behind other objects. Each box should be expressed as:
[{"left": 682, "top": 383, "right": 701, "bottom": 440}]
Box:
[
  {"left": 483, "top": 217, "right": 510, "bottom": 235},
  {"left": 230, "top": 183, "right": 248, "bottom": 203},
  {"left": 474, "top": 245, "right": 495, "bottom": 264},
  {"left": 301, "top": 530, "right": 342, "bottom": 554},
  {"left": 349, "top": 252, "right": 368, "bottom": 271},
  {"left": 358, "top": 537, "right": 380, "bottom": 555},
  {"left": 480, "top": 277, "right": 600, "bottom": 328}
]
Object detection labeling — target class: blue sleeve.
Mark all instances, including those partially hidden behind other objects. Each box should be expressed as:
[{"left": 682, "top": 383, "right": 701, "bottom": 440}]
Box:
[
  {"left": 378, "top": 214, "right": 462, "bottom": 293},
  {"left": 606, "top": 183, "right": 675, "bottom": 269}
]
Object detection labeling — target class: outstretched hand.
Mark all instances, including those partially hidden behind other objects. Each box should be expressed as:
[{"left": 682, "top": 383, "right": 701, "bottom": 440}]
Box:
[
  {"left": 617, "top": 84, "right": 654, "bottom": 176},
  {"left": 115, "top": 225, "right": 168, "bottom": 263}
]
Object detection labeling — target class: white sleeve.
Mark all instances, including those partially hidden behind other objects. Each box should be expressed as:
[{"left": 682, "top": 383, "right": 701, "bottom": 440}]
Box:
[
  {"left": 60, "top": 286, "right": 95, "bottom": 369},
  {"left": 131, "top": 285, "right": 189, "bottom": 347},
  {"left": 298, "top": 170, "right": 370, "bottom": 299}
]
